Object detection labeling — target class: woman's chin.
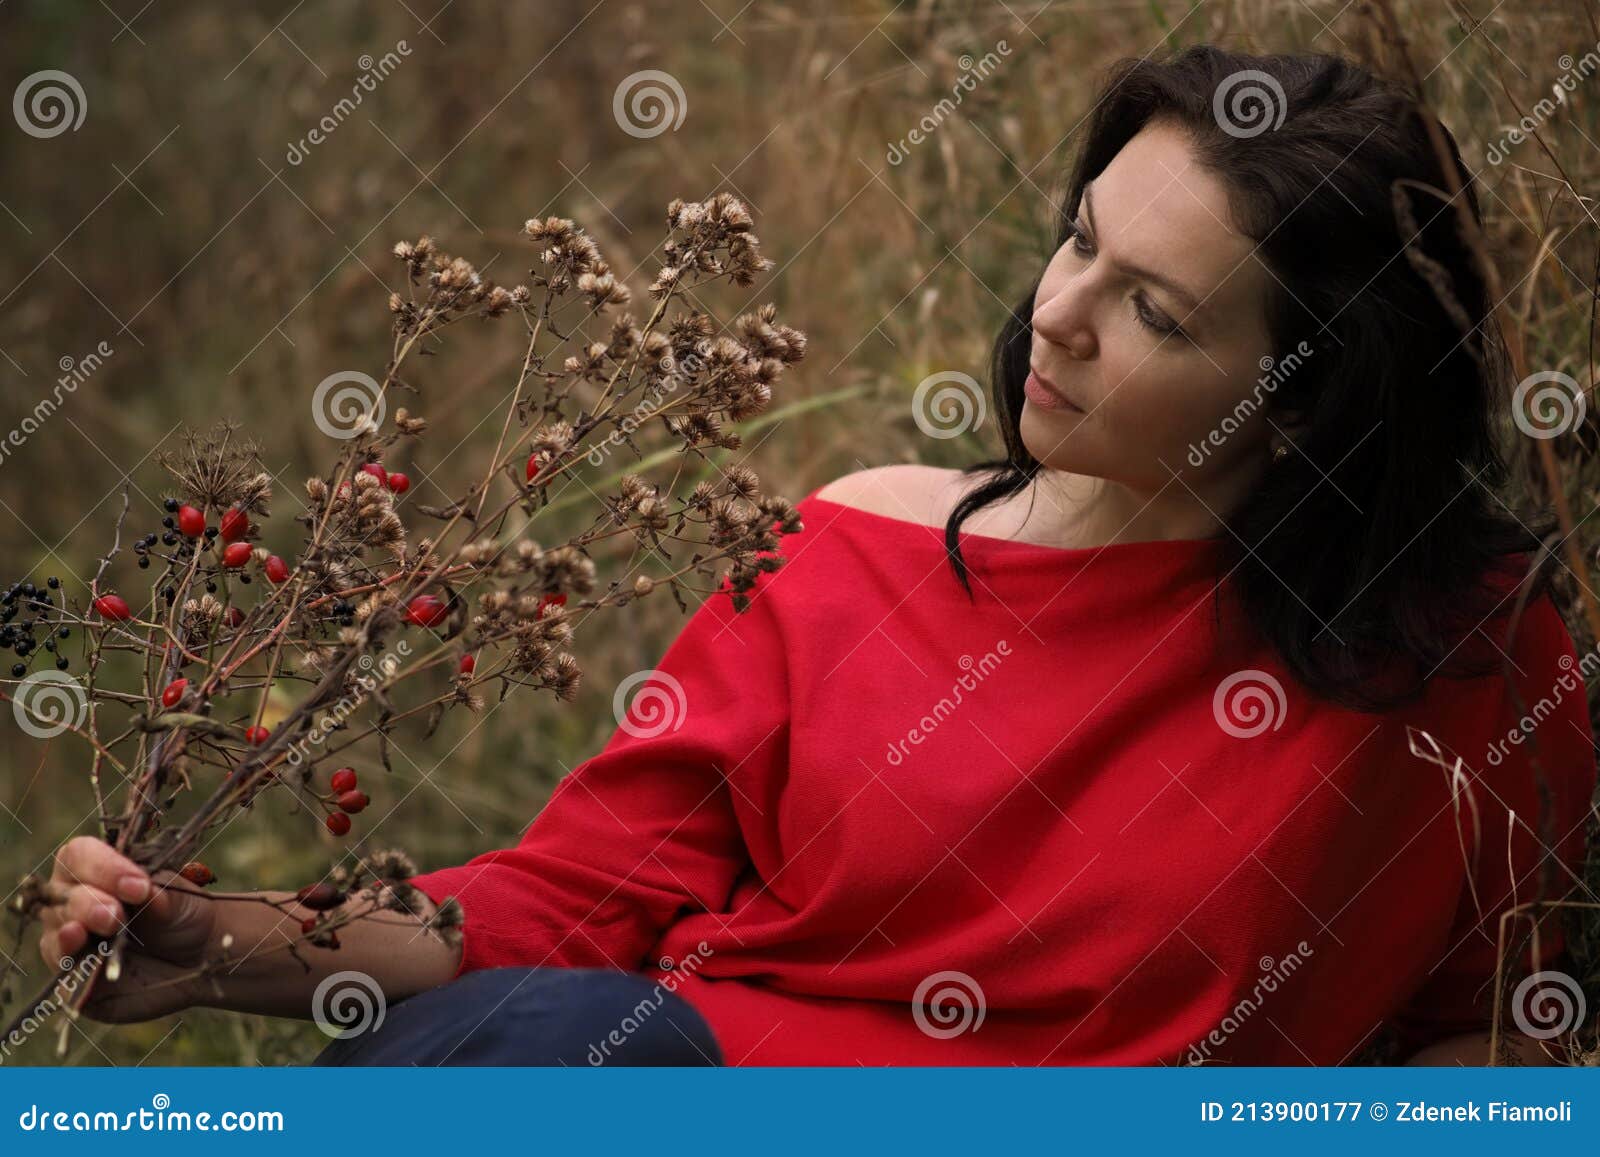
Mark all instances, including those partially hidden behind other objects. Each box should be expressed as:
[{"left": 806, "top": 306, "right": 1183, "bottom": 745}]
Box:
[{"left": 1019, "top": 406, "right": 1090, "bottom": 465}]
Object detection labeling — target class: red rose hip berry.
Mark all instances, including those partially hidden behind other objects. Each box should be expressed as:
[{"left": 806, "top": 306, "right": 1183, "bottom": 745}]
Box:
[
  {"left": 295, "top": 882, "right": 346, "bottom": 910},
  {"left": 336, "top": 789, "right": 369, "bottom": 814},
  {"left": 404, "top": 594, "right": 449, "bottom": 627},
  {"left": 93, "top": 594, "right": 132, "bottom": 621},
  {"left": 219, "top": 508, "right": 249, "bottom": 543},
  {"left": 177, "top": 505, "right": 206, "bottom": 538},
  {"left": 179, "top": 861, "right": 215, "bottom": 886}
]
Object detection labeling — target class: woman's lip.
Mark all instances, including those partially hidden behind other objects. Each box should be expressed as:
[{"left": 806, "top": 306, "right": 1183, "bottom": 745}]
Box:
[{"left": 1025, "top": 366, "right": 1083, "bottom": 412}]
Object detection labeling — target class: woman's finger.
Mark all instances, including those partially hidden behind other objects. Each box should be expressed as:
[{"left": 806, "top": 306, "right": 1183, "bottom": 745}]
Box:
[
  {"left": 54, "top": 920, "right": 86, "bottom": 959},
  {"left": 64, "top": 884, "right": 123, "bottom": 938},
  {"left": 55, "top": 836, "right": 145, "bottom": 895}
]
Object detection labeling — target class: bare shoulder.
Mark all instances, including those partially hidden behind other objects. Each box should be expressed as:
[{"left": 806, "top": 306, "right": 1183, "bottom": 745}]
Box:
[{"left": 813, "top": 464, "right": 969, "bottom": 528}]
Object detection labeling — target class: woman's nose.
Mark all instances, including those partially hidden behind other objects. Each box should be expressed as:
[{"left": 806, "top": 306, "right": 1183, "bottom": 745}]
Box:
[{"left": 1032, "top": 282, "right": 1097, "bottom": 360}]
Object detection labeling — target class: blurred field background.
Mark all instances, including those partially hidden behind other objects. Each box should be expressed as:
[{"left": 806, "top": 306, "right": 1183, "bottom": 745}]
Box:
[{"left": 1, "top": 0, "right": 1598, "bottom": 1064}]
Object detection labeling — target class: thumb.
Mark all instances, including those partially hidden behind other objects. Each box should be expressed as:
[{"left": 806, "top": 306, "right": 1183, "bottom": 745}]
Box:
[{"left": 128, "top": 869, "right": 194, "bottom": 924}]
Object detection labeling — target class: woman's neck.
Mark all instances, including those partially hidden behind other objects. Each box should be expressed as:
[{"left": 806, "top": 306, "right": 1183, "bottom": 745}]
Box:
[{"left": 953, "top": 469, "right": 1238, "bottom": 549}]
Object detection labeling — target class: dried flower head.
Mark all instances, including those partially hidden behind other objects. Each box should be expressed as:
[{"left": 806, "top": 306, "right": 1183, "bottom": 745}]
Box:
[{"left": 159, "top": 421, "right": 273, "bottom": 515}]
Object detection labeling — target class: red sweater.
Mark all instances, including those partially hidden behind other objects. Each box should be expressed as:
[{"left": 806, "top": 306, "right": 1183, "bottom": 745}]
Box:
[{"left": 410, "top": 487, "right": 1597, "bottom": 1065}]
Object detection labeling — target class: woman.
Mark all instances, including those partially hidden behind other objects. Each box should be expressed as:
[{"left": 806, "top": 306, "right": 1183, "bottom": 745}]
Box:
[{"left": 39, "top": 45, "right": 1597, "bottom": 1066}]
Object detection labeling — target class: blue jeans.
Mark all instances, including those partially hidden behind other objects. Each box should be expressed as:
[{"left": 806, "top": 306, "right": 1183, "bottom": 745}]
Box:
[{"left": 310, "top": 966, "right": 724, "bottom": 1066}]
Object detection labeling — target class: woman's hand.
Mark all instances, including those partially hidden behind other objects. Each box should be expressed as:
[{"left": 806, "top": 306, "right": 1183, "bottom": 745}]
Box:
[{"left": 36, "top": 835, "right": 218, "bottom": 1023}]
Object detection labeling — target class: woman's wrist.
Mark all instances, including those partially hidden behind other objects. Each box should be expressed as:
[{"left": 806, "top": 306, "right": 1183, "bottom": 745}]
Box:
[{"left": 180, "top": 889, "right": 303, "bottom": 1011}]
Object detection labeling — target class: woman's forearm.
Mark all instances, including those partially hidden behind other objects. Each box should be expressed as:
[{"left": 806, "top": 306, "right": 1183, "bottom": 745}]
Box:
[{"left": 184, "top": 886, "right": 463, "bottom": 1019}]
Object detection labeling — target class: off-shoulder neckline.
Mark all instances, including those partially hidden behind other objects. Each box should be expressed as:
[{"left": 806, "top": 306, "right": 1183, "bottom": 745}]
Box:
[{"left": 799, "top": 493, "right": 1227, "bottom": 562}]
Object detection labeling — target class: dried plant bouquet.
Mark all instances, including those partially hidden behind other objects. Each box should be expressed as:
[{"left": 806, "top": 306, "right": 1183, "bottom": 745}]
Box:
[{"left": 0, "top": 191, "right": 807, "bottom": 1051}]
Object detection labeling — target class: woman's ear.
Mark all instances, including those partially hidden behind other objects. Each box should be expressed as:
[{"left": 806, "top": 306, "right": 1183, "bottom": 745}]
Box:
[{"left": 1266, "top": 408, "right": 1310, "bottom": 458}]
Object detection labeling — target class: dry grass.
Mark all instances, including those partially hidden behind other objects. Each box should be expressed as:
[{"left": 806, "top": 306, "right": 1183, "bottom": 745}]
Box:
[{"left": 0, "top": 0, "right": 1596, "bottom": 1064}]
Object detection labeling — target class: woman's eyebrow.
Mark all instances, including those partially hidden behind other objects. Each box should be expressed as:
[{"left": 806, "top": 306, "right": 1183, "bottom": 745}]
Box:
[{"left": 1082, "top": 183, "right": 1207, "bottom": 317}]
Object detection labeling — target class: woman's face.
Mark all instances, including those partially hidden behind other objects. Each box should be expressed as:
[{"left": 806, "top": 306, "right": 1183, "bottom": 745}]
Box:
[{"left": 1023, "top": 118, "right": 1281, "bottom": 508}]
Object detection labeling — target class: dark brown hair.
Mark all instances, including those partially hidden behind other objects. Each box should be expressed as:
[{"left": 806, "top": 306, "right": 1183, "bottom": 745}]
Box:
[{"left": 945, "top": 45, "right": 1558, "bottom": 713}]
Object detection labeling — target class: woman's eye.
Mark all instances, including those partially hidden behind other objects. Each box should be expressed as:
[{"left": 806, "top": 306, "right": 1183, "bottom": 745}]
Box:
[
  {"left": 1060, "top": 220, "right": 1189, "bottom": 343},
  {"left": 1134, "top": 292, "right": 1185, "bottom": 339}
]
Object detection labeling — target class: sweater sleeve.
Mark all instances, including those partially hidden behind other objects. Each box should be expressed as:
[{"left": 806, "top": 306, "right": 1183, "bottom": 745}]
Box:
[
  {"left": 407, "top": 582, "right": 789, "bottom": 979},
  {"left": 1386, "top": 592, "right": 1598, "bottom": 1059}
]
